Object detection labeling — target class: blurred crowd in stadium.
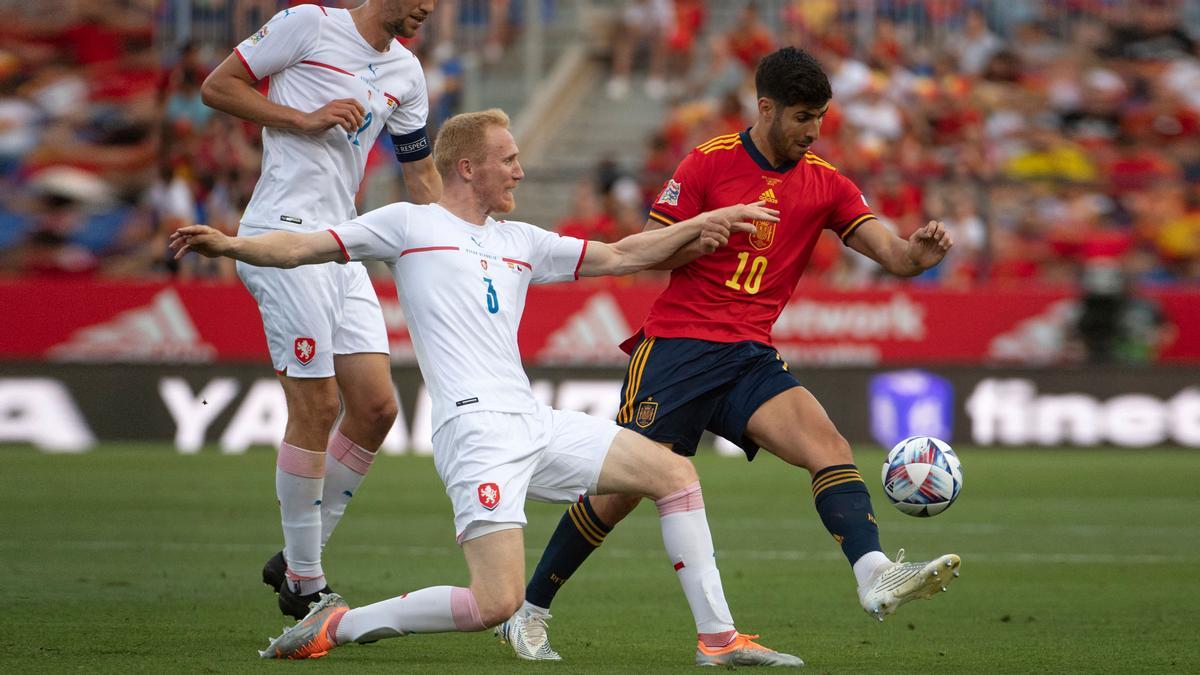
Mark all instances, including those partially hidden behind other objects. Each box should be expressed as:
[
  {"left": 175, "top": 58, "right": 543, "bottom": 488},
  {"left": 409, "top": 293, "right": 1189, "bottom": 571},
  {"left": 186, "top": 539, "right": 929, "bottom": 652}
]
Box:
[{"left": 2, "top": 0, "right": 1199, "bottom": 288}]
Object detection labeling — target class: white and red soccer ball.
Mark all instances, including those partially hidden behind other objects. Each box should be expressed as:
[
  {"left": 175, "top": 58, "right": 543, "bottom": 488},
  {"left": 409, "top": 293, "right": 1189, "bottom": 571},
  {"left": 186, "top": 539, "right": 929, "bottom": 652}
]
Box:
[{"left": 881, "top": 436, "right": 963, "bottom": 517}]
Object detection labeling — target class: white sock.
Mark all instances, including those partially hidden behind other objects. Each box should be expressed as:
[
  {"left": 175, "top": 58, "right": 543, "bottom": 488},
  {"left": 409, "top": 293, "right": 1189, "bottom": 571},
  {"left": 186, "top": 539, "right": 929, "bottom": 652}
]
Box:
[
  {"left": 522, "top": 600, "right": 549, "bottom": 617},
  {"left": 853, "top": 550, "right": 892, "bottom": 589},
  {"left": 335, "top": 586, "right": 486, "bottom": 644},
  {"left": 276, "top": 442, "right": 325, "bottom": 592},
  {"left": 656, "top": 482, "right": 735, "bottom": 636},
  {"left": 321, "top": 430, "right": 377, "bottom": 547}
]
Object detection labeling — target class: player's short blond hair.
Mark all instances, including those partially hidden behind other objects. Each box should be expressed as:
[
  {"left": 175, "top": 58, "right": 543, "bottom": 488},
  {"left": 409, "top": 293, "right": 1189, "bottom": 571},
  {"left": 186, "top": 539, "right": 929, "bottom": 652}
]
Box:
[{"left": 434, "top": 108, "right": 511, "bottom": 178}]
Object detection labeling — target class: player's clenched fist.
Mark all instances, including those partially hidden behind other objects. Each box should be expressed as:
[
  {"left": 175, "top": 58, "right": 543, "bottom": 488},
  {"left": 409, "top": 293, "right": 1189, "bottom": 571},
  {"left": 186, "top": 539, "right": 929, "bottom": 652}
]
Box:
[
  {"left": 298, "top": 98, "right": 366, "bottom": 133},
  {"left": 169, "top": 225, "right": 231, "bottom": 260},
  {"left": 697, "top": 201, "right": 779, "bottom": 253}
]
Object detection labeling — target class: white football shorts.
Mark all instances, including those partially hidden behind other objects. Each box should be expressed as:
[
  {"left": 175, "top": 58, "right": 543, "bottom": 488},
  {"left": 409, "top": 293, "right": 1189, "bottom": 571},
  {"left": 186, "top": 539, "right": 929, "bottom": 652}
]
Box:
[
  {"left": 236, "top": 225, "right": 390, "bottom": 377},
  {"left": 433, "top": 405, "right": 621, "bottom": 543}
]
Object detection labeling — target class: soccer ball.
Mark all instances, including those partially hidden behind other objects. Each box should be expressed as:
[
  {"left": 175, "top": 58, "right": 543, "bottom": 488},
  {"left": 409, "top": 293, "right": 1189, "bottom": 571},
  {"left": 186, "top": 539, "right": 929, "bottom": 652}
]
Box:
[{"left": 881, "top": 436, "right": 962, "bottom": 517}]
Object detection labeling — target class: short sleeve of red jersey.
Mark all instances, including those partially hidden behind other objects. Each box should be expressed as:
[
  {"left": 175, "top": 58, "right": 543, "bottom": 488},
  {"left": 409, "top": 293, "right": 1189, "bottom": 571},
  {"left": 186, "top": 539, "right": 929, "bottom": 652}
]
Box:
[
  {"left": 826, "top": 171, "right": 877, "bottom": 245},
  {"left": 647, "top": 150, "right": 707, "bottom": 227},
  {"left": 234, "top": 5, "right": 324, "bottom": 82}
]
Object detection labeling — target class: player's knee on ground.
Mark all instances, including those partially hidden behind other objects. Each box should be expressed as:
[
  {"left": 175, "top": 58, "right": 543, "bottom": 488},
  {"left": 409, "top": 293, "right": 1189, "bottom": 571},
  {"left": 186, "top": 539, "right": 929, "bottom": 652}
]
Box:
[{"left": 471, "top": 579, "right": 524, "bottom": 627}]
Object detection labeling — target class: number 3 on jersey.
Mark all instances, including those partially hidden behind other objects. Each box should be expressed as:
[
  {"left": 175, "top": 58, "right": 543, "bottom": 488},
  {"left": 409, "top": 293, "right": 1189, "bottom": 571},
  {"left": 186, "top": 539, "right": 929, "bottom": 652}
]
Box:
[
  {"left": 483, "top": 277, "right": 500, "bottom": 314},
  {"left": 348, "top": 111, "right": 374, "bottom": 146},
  {"left": 725, "top": 252, "right": 768, "bottom": 294}
]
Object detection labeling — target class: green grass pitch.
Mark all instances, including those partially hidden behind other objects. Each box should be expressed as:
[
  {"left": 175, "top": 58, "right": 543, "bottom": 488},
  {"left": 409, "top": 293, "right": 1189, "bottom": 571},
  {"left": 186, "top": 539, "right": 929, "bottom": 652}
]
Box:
[{"left": 1, "top": 445, "right": 1197, "bottom": 673}]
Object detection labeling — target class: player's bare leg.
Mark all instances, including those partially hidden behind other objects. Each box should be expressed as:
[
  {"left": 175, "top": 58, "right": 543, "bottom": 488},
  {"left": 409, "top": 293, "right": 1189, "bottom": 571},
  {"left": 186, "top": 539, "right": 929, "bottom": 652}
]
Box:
[
  {"left": 746, "top": 386, "right": 960, "bottom": 620},
  {"left": 502, "top": 430, "right": 802, "bottom": 665},
  {"left": 279, "top": 375, "right": 344, "bottom": 452},
  {"left": 333, "top": 353, "right": 397, "bottom": 448},
  {"left": 264, "top": 528, "right": 521, "bottom": 659},
  {"left": 462, "top": 528, "right": 528, "bottom": 627},
  {"left": 309, "top": 529, "right": 524, "bottom": 650},
  {"left": 517, "top": 446, "right": 679, "bottom": 621},
  {"left": 270, "top": 375, "right": 342, "bottom": 617}
]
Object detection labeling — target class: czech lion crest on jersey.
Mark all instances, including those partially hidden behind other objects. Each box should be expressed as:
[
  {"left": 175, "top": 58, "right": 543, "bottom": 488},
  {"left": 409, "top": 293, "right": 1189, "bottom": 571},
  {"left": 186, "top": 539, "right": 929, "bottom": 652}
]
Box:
[
  {"left": 294, "top": 337, "right": 316, "bottom": 365},
  {"left": 657, "top": 179, "right": 681, "bottom": 206},
  {"left": 478, "top": 482, "right": 501, "bottom": 510},
  {"left": 635, "top": 400, "right": 659, "bottom": 428}
]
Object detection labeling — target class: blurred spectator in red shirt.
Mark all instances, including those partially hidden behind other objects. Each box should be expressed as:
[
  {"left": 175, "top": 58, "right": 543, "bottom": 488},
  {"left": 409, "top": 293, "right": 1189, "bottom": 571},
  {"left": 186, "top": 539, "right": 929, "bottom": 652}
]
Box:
[{"left": 557, "top": 179, "right": 620, "bottom": 242}]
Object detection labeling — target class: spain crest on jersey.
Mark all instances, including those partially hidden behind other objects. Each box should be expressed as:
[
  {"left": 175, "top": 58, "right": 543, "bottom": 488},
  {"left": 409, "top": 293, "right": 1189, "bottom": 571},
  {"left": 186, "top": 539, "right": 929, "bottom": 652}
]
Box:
[
  {"left": 750, "top": 220, "right": 776, "bottom": 250},
  {"left": 657, "top": 179, "right": 681, "bottom": 206},
  {"left": 478, "top": 482, "right": 501, "bottom": 510},
  {"left": 635, "top": 400, "right": 659, "bottom": 428},
  {"left": 294, "top": 337, "right": 316, "bottom": 365}
]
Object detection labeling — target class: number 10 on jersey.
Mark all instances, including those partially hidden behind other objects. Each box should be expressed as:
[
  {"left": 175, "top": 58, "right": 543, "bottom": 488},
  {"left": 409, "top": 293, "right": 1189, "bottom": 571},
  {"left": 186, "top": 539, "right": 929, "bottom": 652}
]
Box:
[{"left": 725, "top": 252, "right": 768, "bottom": 294}]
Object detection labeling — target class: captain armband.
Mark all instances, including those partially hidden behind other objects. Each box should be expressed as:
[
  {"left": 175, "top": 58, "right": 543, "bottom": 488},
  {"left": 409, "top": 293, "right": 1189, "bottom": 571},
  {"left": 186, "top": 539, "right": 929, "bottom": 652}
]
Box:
[{"left": 391, "top": 128, "right": 432, "bottom": 163}]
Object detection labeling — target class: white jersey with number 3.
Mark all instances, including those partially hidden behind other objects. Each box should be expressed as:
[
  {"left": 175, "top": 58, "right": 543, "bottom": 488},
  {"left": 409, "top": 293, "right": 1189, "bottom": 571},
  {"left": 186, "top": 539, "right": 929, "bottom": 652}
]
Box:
[
  {"left": 235, "top": 4, "right": 429, "bottom": 232},
  {"left": 330, "top": 203, "right": 588, "bottom": 431}
]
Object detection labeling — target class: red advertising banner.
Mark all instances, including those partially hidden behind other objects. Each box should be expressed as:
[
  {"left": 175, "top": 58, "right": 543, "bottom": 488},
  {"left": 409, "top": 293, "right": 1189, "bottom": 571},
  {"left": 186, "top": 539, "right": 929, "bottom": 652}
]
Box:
[{"left": 2, "top": 278, "right": 1196, "bottom": 365}]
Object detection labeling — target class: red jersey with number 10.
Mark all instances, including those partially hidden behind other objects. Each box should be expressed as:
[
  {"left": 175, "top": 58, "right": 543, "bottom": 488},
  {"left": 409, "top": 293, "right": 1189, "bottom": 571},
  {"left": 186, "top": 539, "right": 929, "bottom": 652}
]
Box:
[{"left": 628, "top": 129, "right": 876, "bottom": 351}]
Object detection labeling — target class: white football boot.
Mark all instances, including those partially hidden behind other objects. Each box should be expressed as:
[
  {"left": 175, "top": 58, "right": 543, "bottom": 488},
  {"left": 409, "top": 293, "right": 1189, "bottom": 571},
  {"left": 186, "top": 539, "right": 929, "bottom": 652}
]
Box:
[
  {"left": 495, "top": 606, "right": 562, "bottom": 661},
  {"left": 859, "top": 549, "right": 961, "bottom": 621}
]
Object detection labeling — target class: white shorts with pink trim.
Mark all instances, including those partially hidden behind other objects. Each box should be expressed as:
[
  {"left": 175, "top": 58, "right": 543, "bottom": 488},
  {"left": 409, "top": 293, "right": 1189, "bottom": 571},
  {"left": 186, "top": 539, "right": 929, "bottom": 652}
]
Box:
[
  {"left": 432, "top": 405, "right": 620, "bottom": 543},
  {"left": 235, "top": 225, "right": 389, "bottom": 378}
]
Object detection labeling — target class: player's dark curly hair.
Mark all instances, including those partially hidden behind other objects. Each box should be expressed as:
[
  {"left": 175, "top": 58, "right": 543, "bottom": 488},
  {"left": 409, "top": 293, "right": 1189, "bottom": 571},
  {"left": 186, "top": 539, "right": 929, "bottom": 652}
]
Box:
[{"left": 755, "top": 47, "right": 831, "bottom": 108}]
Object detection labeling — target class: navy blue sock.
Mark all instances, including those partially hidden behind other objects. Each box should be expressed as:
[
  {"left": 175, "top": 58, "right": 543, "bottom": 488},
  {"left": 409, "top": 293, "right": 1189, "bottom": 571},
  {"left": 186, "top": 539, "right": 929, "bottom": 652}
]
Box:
[
  {"left": 525, "top": 497, "right": 612, "bottom": 609},
  {"left": 812, "top": 464, "right": 882, "bottom": 565}
]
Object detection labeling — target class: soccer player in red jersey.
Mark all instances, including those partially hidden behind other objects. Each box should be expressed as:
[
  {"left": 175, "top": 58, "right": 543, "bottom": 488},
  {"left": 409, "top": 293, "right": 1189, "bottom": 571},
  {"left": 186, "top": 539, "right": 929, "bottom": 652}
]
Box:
[{"left": 500, "top": 48, "right": 961, "bottom": 661}]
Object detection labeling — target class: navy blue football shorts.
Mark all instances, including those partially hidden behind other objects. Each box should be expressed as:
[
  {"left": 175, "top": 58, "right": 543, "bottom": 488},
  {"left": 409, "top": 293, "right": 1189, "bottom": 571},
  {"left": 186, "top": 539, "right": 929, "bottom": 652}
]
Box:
[{"left": 614, "top": 336, "right": 801, "bottom": 460}]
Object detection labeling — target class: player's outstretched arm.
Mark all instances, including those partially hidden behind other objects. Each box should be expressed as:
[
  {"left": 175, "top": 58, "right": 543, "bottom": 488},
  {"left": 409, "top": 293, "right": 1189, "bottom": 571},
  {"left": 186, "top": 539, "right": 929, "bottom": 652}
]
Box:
[
  {"left": 644, "top": 223, "right": 709, "bottom": 271},
  {"left": 847, "top": 219, "right": 954, "bottom": 277},
  {"left": 577, "top": 203, "right": 776, "bottom": 277},
  {"left": 201, "top": 54, "right": 365, "bottom": 134},
  {"left": 169, "top": 226, "right": 345, "bottom": 268},
  {"left": 642, "top": 200, "right": 778, "bottom": 270}
]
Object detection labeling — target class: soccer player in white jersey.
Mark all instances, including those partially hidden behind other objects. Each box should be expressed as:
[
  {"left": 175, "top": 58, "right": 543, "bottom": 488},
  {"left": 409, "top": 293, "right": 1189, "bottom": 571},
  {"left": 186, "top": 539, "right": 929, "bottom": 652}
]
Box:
[
  {"left": 200, "top": 0, "right": 442, "bottom": 619},
  {"left": 170, "top": 109, "right": 804, "bottom": 667}
]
